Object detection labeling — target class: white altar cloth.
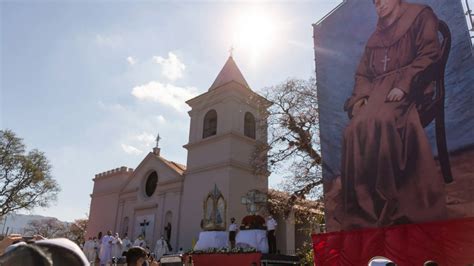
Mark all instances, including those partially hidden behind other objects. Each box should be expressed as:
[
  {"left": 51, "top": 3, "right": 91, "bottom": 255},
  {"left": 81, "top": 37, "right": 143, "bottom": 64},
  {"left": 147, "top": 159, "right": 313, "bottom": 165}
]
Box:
[
  {"left": 194, "top": 231, "right": 228, "bottom": 250},
  {"left": 235, "top": 229, "right": 268, "bottom": 253}
]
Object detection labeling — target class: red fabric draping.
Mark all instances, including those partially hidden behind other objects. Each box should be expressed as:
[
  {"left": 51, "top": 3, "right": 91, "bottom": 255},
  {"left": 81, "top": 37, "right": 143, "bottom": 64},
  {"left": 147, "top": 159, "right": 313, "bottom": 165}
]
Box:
[
  {"left": 188, "top": 252, "right": 262, "bottom": 266},
  {"left": 312, "top": 217, "right": 474, "bottom": 266}
]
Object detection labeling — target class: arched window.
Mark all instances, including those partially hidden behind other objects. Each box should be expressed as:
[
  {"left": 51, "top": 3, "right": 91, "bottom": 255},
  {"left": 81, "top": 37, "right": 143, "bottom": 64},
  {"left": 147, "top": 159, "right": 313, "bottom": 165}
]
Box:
[
  {"left": 244, "top": 112, "right": 256, "bottom": 139},
  {"left": 145, "top": 171, "right": 158, "bottom": 197},
  {"left": 203, "top": 110, "right": 218, "bottom": 138}
]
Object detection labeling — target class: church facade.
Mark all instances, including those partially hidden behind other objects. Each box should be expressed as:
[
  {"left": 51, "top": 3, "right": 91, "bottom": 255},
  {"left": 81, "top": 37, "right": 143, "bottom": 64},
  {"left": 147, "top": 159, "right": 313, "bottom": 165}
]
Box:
[{"left": 86, "top": 57, "right": 305, "bottom": 252}]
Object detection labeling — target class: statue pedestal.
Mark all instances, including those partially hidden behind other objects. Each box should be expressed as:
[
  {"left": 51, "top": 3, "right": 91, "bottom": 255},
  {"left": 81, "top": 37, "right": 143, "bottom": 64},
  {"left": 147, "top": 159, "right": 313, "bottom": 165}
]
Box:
[
  {"left": 194, "top": 231, "right": 228, "bottom": 250},
  {"left": 236, "top": 229, "right": 268, "bottom": 253}
]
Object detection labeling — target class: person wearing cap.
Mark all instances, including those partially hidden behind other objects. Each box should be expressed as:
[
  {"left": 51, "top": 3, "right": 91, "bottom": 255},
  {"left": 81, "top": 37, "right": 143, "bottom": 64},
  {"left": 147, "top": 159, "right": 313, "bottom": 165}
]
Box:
[
  {"left": 0, "top": 242, "right": 52, "bottom": 266},
  {"left": 266, "top": 215, "right": 277, "bottom": 254},
  {"left": 0, "top": 237, "right": 89, "bottom": 266},
  {"left": 228, "top": 217, "right": 238, "bottom": 249}
]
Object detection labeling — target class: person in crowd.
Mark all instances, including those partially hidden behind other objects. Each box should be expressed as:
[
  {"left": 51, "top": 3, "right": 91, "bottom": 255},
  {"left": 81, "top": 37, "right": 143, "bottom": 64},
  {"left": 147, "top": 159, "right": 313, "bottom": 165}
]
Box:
[
  {"left": 133, "top": 235, "right": 146, "bottom": 248},
  {"left": 0, "top": 235, "right": 89, "bottom": 266},
  {"left": 99, "top": 230, "right": 114, "bottom": 266},
  {"left": 126, "top": 246, "right": 158, "bottom": 266},
  {"left": 93, "top": 236, "right": 100, "bottom": 264},
  {"left": 153, "top": 236, "right": 169, "bottom": 261},
  {"left": 228, "top": 217, "right": 238, "bottom": 249},
  {"left": 266, "top": 215, "right": 277, "bottom": 254},
  {"left": 83, "top": 237, "right": 96, "bottom": 264},
  {"left": 111, "top": 233, "right": 123, "bottom": 259},
  {"left": 121, "top": 233, "right": 132, "bottom": 255},
  {"left": 0, "top": 243, "right": 52, "bottom": 266}
]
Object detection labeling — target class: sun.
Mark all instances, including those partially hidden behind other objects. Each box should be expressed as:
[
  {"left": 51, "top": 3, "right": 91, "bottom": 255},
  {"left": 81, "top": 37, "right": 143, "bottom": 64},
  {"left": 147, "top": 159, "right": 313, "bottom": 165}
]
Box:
[{"left": 232, "top": 8, "right": 277, "bottom": 65}]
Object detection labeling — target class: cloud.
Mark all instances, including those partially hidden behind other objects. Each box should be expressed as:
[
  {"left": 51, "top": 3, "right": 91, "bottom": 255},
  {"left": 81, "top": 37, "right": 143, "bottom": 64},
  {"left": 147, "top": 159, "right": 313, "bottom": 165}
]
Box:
[
  {"left": 126, "top": 56, "right": 137, "bottom": 66},
  {"left": 153, "top": 52, "right": 186, "bottom": 81},
  {"left": 131, "top": 81, "right": 197, "bottom": 112},
  {"left": 135, "top": 132, "right": 155, "bottom": 147},
  {"left": 157, "top": 115, "right": 166, "bottom": 124},
  {"left": 121, "top": 144, "right": 142, "bottom": 155}
]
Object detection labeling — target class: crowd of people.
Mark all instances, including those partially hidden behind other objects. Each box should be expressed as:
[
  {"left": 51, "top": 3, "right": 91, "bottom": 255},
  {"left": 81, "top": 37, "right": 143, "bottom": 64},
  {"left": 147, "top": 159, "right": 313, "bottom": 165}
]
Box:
[
  {"left": 0, "top": 230, "right": 170, "bottom": 266},
  {"left": 0, "top": 215, "right": 278, "bottom": 265},
  {"left": 82, "top": 230, "right": 171, "bottom": 265}
]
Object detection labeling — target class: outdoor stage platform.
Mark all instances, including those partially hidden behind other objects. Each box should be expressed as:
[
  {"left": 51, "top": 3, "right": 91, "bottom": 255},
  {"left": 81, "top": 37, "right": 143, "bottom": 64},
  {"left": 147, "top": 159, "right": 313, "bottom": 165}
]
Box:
[{"left": 160, "top": 253, "right": 300, "bottom": 266}]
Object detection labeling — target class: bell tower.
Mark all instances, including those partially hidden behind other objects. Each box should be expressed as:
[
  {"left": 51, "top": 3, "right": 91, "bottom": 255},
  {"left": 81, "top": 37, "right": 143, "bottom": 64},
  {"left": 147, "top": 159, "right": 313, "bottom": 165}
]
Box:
[{"left": 177, "top": 56, "right": 271, "bottom": 249}]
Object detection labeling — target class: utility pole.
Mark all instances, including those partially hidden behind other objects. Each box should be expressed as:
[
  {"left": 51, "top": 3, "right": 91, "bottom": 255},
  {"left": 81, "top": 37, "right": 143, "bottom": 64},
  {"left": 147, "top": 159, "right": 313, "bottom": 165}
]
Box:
[{"left": 1, "top": 215, "right": 8, "bottom": 236}]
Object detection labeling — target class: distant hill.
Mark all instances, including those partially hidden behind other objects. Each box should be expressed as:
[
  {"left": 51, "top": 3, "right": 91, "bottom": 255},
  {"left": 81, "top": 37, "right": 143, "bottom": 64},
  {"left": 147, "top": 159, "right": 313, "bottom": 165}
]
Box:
[{"left": 0, "top": 213, "right": 67, "bottom": 235}]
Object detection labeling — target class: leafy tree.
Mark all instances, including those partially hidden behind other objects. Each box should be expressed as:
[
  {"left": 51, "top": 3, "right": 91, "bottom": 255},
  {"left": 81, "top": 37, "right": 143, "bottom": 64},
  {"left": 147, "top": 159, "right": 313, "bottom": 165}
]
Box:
[
  {"left": 66, "top": 217, "right": 88, "bottom": 245},
  {"left": 0, "top": 129, "right": 60, "bottom": 218}
]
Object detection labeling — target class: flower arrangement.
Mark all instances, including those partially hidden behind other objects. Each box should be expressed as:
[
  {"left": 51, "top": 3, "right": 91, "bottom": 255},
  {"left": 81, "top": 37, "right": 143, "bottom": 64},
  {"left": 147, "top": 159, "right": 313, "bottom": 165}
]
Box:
[
  {"left": 240, "top": 215, "right": 266, "bottom": 230},
  {"left": 187, "top": 247, "right": 257, "bottom": 254}
]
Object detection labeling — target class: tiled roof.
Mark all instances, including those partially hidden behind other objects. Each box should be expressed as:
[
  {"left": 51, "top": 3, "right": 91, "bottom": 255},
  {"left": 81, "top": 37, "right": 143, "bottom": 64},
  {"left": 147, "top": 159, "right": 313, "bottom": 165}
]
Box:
[{"left": 156, "top": 155, "right": 186, "bottom": 175}]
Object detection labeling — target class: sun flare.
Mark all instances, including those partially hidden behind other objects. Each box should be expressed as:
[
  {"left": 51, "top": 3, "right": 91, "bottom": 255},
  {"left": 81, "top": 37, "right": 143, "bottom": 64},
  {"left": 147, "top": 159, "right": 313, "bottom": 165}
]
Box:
[{"left": 232, "top": 8, "right": 277, "bottom": 65}]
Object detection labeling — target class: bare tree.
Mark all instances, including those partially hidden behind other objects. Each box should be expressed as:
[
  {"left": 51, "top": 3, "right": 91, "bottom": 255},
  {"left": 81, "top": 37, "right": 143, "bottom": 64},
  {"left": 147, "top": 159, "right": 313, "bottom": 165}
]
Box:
[
  {"left": 24, "top": 218, "right": 67, "bottom": 238},
  {"left": 0, "top": 129, "right": 60, "bottom": 218},
  {"left": 254, "top": 78, "right": 324, "bottom": 214}
]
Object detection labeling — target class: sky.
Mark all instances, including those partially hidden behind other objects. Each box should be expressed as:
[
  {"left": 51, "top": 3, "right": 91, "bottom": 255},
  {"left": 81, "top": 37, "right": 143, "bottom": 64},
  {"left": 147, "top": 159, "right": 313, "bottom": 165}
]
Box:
[{"left": 1, "top": 0, "right": 342, "bottom": 222}]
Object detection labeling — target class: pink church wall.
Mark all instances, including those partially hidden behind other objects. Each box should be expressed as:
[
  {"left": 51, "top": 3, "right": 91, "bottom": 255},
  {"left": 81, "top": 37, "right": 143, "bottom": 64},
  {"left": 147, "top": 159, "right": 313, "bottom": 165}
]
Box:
[{"left": 87, "top": 168, "right": 133, "bottom": 239}]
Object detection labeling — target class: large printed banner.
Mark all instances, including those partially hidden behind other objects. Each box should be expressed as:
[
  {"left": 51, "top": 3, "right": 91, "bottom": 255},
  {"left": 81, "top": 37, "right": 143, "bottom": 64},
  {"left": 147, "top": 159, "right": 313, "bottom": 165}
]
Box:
[
  {"left": 312, "top": 217, "right": 474, "bottom": 265},
  {"left": 313, "top": 0, "right": 474, "bottom": 232}
]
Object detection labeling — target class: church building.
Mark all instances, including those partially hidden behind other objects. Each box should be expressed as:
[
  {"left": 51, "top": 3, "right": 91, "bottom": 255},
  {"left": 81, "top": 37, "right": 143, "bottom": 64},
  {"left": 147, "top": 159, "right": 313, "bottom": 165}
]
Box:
[{"left": 86, "top": 56, "right": 305, "bottom": 252}]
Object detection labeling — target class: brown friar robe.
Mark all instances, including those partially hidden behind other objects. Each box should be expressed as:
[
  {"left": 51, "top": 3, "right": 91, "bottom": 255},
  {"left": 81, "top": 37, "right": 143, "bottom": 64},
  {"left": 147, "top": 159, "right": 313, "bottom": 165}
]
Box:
[{"left": 340, "top": 2, "right": 447, "bottom": 230}]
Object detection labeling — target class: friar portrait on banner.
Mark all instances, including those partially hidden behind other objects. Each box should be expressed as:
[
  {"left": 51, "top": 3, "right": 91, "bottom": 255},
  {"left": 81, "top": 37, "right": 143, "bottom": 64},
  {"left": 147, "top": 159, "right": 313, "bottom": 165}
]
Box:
[{"left": 339, "top": 0, "right": 448, "bottom": 230}]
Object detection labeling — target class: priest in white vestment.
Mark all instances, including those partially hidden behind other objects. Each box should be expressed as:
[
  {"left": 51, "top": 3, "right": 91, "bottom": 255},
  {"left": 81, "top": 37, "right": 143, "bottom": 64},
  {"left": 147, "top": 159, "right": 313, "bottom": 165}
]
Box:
[
  {"left": 133, "top": 235, "right": 146, "bottom": 248},
  {"left": 112, "top": 233, "right": 123, "bottom": 258},
  {"left": 122, "top": 234, "right": 132, "bottom": 254},
  {"left": 83, "top": 237, "right": 96, "bottom": 263},
  {"left": 99, "top": 231, "right": 114, "bottom": 266},
  {"left": 154, "top": 236, "right": 169, "bottom": 261}
]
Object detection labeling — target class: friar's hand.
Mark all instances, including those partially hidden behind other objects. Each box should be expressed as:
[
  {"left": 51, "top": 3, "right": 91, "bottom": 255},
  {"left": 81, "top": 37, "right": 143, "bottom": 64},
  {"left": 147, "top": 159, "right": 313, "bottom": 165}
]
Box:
[
  {"left": 351, "top": 98, "right": 368, "bottom": 117},
  {"left": 386, "top": 88, "right": 405, "bottom": 102}
]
